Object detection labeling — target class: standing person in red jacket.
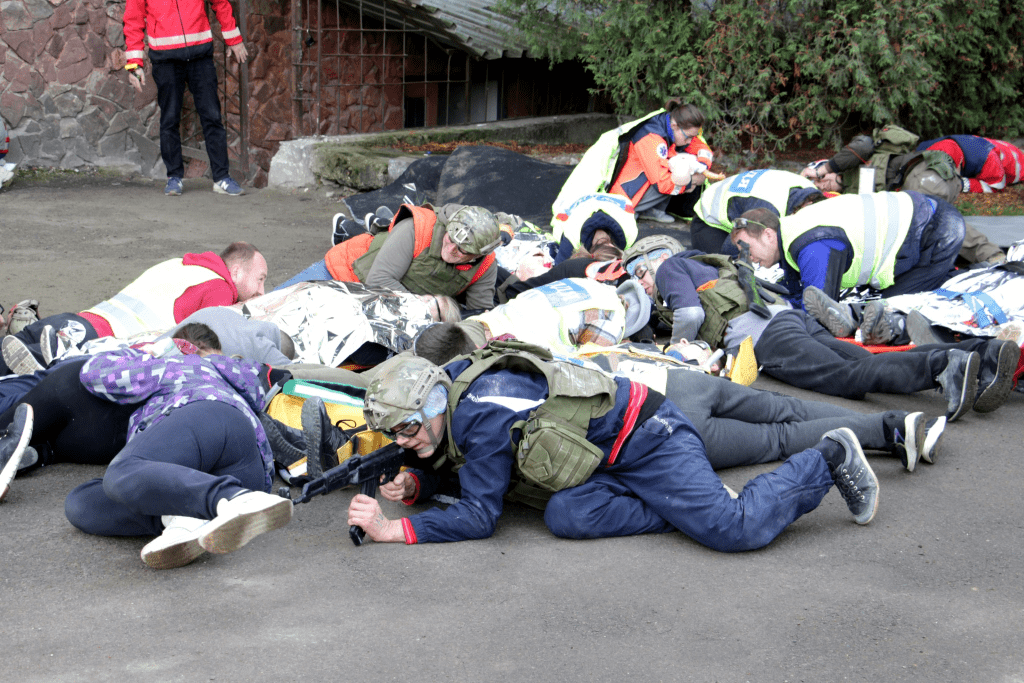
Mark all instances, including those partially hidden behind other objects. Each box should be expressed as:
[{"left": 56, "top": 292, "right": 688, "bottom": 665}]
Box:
[
  {"left": 0, "top": 243, "right": 268, "bottom": 376},
  {"left": 122, "top": 0, "right": 248, "bottom": 197}
]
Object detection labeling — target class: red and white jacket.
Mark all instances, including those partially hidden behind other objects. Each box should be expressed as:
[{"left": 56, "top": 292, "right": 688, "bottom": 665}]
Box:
[{"left": 124, "top": 0, "right": 242, "bottom": 67}]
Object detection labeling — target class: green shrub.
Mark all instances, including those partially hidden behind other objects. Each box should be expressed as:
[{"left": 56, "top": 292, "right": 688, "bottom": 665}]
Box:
[{"left": 497, "top": 0, "right": 1023, "bottom": 153}]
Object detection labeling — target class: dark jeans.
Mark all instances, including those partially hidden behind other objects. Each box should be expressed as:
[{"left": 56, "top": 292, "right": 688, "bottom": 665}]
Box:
[
  {"left": 754, "top": 309, "right": 990, "bottom": 399},
  {"left": 64, "top": 401, "right": 264, "bottom": 537},
  {"left": 151, "top": 54, "right": 229, "bottom": 181}
]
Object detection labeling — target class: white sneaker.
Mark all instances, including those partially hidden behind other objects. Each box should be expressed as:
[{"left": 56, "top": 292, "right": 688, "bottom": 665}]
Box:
[
  {"left": 198, "top": 491, "right": 292, "bottom": 554},
  {"left": 0, "top": 404, "right": 34, "bottom": 503},
  {"left": 141, "top": 516, "right": 209, "bottom": 569}
]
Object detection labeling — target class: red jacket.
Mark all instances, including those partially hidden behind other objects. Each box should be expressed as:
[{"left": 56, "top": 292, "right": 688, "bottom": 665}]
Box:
[{"left": 124, "top": 0, "right": 242, "bottom": 67}]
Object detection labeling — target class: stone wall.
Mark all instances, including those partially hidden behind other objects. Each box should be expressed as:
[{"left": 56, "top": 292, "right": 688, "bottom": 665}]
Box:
[
  {"left": 0, "top": 0, "right": 294, "bottom": 185},
  {"left": 0, "top": 0, "right": 605, "bottom": 188},
  {"left": 1, "top": 0, "right": 163, "bottom": 174}
]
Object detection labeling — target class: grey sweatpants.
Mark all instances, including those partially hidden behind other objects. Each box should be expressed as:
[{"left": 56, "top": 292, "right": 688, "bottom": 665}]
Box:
[{"left": 664, "top": 369, "right": 892, "bottom": 469}]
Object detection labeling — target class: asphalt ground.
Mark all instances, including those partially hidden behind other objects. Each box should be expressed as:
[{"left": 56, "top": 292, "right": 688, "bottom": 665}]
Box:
[{"left": 2, "top": 175, "right": 1022, "bottom": 683}]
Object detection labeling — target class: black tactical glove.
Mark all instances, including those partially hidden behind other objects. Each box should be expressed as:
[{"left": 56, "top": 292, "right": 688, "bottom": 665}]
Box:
[{"left": 733, "top": 241, "right": 789, "bottom": 318}]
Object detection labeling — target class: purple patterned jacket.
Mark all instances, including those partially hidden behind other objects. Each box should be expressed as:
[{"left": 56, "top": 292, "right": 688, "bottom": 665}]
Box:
[{"left": 80, "top": 349, "right": 274, "bottom": 490}]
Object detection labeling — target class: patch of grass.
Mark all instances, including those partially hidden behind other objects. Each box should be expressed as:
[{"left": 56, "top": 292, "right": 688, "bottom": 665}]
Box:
[{"left": 955, "top": 195, "right": 1024, "bottom": 216}]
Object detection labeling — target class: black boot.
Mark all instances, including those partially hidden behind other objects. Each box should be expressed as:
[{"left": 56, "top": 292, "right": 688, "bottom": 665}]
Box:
[
  {"left": 300, "top": 397, "right": 353, "bottom": 478},
  {"left": 258, "top": 413, "right": 307, "bottom": 475}
]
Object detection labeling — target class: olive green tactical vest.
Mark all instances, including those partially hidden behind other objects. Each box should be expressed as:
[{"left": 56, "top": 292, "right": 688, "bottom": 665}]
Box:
[
  {"left": 689, "top": 254, "right": 749, "bottom": 349},
  {"left": 351, "top": 214, "right": 484, "bottom": 296},
  {"left": 652, "top": 255, "right": 749, "bottom": 349},
  {"left": 441, "top": 340, "right": 620, "bottom": 509},
  {"left": 841, "top": 123, "right": 920, "bottom": 193}
]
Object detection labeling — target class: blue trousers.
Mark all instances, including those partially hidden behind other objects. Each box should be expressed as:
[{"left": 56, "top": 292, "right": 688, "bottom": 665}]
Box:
[
  {"left": 151, "top": 54, "right": 229, "bottom": 182},
  {"left": 274, "top": 259, "right": 331, "bottom": 291},
  {"left": 543, "top": 400, "right": 834, "bottom": 552},
  {"left": 64, "top": 401, "right": 266, "bottom": 537}
]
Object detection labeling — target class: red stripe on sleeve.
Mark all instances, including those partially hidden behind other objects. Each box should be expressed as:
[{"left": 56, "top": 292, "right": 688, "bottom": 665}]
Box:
[{"left": 608, "top": 381, "right": 648, "bottom": 465}]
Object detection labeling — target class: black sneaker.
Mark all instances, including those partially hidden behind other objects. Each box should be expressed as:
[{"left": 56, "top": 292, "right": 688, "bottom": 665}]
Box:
[
  {"left": 936, "top": 349, "right": 980, "bottom": 422},
  {"left": 889, "top": 411, "right": 925, "bottom": 472},
  {"left": 920, "top": 416, "right": 946, "bottom": 464},
  {"left": 974, "top": 339, "right": 1019, "bottom": 413},
  {"left": 803, "top": 286, "right": 855, "bottom": 337},
  {"left": 332, "top": 213, "right": 367, "bottom": 245},
  {"left": 822, "top": 428, "right": 879, "bottom": 525},
  {"left": 859, "top": 300, "right": 902, "bottom": 345}
]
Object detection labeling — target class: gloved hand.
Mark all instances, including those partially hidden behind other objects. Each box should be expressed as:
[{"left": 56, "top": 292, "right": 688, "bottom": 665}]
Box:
[{"left": 733, "top": 242, "right": 789, "bottom": 318}]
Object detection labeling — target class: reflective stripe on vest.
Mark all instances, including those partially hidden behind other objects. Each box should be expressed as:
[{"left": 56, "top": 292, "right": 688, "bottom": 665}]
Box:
[
  {"left": 551, "top": 193, "right": 637, "bottom": 246},
  {"left": 82, "top": 259, "right": 222, "bottom": 337},
  {"left": 473, "top": 278, "right": 627, "bottom": 355},
  {"left": 782, "top": 193, "right": 913, "bottom": 290},
  {"left": 699, "top": 169, "right": 813, "bottom": 231}
]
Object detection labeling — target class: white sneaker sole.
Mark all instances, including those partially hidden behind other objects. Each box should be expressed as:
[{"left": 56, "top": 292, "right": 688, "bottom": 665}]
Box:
[
  {"left": 902, "top": 412, "right": 925, "bottom": 473},
  {"left": 198, "top": 497, "right": 292, "bottom": 554},
  {"left": 921, "top": 416, "right": 946, "bottom": 464},
  {"left": 141, "top": 533, "right": 207, "bottom": 570},
  {"left": 0, "top": 405, "right": 34, "bottom": 503},
  {"left": 2, "top": 337, "right": 44, "bottom": 375}
]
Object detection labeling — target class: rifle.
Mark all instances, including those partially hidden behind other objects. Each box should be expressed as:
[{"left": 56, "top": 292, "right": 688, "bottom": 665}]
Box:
[{"left": 279, "top": 440, "right": 407, "bottom": 546}]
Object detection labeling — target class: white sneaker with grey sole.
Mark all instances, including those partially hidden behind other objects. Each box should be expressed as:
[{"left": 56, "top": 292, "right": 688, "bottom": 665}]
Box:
[
  {"left": 198, "top": 491, "right": 293, "bottom": 555},
  {"left": 141, "top": 516, "right": 209, "bottom": 569}
]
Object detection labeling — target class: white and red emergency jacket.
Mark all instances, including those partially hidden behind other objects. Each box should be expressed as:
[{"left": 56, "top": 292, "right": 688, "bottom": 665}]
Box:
[{"left": 124, "top": 0, "right": 242, "bottom": 67}]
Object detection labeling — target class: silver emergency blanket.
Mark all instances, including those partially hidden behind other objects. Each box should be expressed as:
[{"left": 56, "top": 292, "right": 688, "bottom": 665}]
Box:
[
  {"left": 235, "top": 281, "right": 435, "bottom": 366},
  {"left": 885, "top": 239, "right": 1024, "bottom": 338}
]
